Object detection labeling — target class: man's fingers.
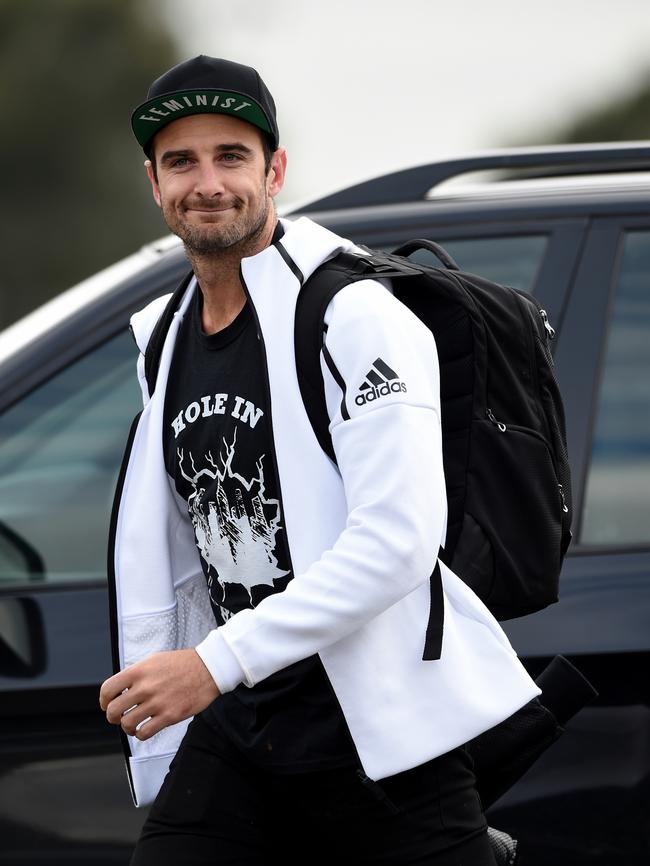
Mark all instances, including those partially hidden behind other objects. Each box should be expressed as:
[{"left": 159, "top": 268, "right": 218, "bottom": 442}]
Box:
[
  {"left": 120, "top": 704, "right": 171, "bottom": 741},
  {"left": 120, "top": 703, "right": 156, "bottom": 736},
  {"left": 130, "top": 714, "right": 165, "bottom": 741},
  {"left": 98, "top": 680, "right": 113, "bottom": 711},
  {"left": 102, "top": 676, "right": 150, "bottom": 725},
  {"left": 105, "top": 691, "right": 140, "bottom": 725},
  {"left": 100, "top": 650, "right": 218, "bottom": 738},
  {"left": 99, "top": 669, "right": 133, "bottom": 711}
]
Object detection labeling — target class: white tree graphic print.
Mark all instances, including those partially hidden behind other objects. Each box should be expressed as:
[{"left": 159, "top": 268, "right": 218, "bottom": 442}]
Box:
[{"left": 178, "top": 427, "right": 289, "bottom": 606}]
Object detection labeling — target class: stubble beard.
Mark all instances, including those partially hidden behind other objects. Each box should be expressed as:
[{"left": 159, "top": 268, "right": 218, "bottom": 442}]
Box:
[{"left": 161, "top": 186, "right": 271, "bottom": 259}]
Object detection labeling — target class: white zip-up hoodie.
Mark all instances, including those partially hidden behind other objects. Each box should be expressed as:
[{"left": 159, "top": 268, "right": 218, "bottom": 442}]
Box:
[{"left": 109, "top": 216, "right": 540, "bottom": 807}]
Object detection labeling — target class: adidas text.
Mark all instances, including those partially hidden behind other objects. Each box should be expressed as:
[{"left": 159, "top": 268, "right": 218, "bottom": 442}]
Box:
[{"left": 355, "top": 381, "right": 407, "bottom": 405}]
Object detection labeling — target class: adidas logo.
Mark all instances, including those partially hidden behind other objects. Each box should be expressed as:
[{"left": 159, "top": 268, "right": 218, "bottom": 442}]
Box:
[{"left": 355, "top": 358, "right": 407, "bottom": 406}]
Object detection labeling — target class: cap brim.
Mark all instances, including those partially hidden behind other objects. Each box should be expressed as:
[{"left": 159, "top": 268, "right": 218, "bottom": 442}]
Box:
[{"left": 131, "top": 88, "right": 274, "bottom": 150}]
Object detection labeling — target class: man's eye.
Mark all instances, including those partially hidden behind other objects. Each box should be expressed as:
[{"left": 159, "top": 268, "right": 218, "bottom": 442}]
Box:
[
  {"left": 172, "top": 158, "right": 189, "bottom": 168},
  {"left": 222, "top": 153, "right": 241, "bottom": 162}
]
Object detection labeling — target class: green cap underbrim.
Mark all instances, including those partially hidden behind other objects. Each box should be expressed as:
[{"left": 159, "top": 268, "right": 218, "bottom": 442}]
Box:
[{"left": 131, "top": 88, "right": 273, "bottom": 150}]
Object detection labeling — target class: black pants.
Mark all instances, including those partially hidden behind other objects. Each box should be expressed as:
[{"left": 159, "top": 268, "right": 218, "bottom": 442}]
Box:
[{"left": 131, "top": 713, "right": 496, "bottom": 866}]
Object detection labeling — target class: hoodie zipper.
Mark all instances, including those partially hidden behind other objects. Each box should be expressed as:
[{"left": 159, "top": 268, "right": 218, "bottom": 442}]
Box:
[
  {"left": 238, "top": 264, "right": 296, "bottom": 590},
  {"left": 239, "top": 256, "right": 380, "bottom": 784},
  {"left": 106, "top": 409, "right": 143, "bottom": 798},
  {"left": 239, "top": 260, "right": 399, "bottom": 808}
]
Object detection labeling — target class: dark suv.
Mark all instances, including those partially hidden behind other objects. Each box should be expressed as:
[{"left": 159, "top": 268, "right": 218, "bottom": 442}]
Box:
[{"left": 1, "top": 143, "right": 648, "bottom": 864}]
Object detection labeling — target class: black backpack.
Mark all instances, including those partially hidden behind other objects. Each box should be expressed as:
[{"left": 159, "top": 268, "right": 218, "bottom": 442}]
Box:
[
  {"left": 143, "top": 239, "right": 572, "bottom": 661},
  {"left": 295, "top": 239, "right": 572, "bottom": 659}
]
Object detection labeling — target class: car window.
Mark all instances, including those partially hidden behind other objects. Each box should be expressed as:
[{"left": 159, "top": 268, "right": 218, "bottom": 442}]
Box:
[
  {"left": 581, "top": 229, "right": 650, "bottom": 546},
  {"left": 0, "top": 330, "right": 141, "bottom": 585},
  {"left": 404, "top": 235, "right": 548, "bottom": 292}
]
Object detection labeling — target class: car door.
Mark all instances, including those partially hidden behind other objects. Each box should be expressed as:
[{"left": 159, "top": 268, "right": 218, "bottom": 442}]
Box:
[
  {"left": 0, "top": 254, "right": 188, "bottom": 865},
  {"left": 492, "top": 217, "right": 650, "bottom": 865}
]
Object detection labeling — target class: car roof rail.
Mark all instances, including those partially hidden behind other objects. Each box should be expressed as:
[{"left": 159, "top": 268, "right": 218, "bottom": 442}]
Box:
[{"left": 297, "top": 141, "right": 650, "bottom": 213}]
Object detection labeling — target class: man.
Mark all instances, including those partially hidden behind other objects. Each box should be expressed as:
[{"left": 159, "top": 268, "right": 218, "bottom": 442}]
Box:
[{"left": 100, "top": 56, "right": 539, "bottom": 865}]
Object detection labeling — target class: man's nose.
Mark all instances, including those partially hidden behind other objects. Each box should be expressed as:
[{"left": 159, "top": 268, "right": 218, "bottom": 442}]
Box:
[{"left": 193, "top": 161, "right": 226, "bottom": 197}]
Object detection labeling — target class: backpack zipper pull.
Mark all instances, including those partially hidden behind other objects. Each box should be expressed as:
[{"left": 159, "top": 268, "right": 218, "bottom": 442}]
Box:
[
  {"left": 540, "top": 309, "right": 556, "bottom": 340},
  {"left": 559, "top": 483, "right": 569, "bottom": 514},
  {"left": 486, "top": 408, "right": 507, "bottom": 432}
]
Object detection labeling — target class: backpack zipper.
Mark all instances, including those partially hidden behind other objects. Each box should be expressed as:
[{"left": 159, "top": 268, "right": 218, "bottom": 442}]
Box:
[
  {"left": 487, "top": 407, "right": 568, "bottom": 519},
  {"left": 539, "top": 309, "right": 556, "bottom": 340},
  {"left": 486, "top": 407, "right": 506, "bottom": 432}
]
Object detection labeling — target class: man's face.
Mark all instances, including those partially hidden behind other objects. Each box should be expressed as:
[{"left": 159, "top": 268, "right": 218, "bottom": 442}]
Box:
[{"left": 146, "top": 113, "right": 286, "bottom": 255}]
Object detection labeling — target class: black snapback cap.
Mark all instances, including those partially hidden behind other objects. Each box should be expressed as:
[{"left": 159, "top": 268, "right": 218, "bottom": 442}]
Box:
[{"left": 131, "top": 55, "right": 279, "bottom": 154}]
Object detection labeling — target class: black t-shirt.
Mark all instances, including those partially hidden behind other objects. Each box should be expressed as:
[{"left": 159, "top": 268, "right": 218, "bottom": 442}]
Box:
[{"left": 162, "top": 251, "right": 356, "bottom": 772}]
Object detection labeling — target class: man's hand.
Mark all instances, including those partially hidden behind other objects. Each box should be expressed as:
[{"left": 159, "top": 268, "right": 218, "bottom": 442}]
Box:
[{"left": 99, "top": 649, "right": 220, "bottom": 741}]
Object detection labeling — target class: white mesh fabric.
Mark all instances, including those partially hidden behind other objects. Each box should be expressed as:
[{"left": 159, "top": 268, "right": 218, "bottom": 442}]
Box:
[
  {"left": 121, "top": 573, "right": 216, "bottom": 760},
  {"left": 122, "top": 573, "right": 215, "bottom": 664}
]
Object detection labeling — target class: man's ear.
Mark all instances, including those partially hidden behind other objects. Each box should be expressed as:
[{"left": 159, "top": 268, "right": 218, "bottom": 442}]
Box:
[
  {"left": 145, "top": 159, "right": 162, "bottom": 208},
  {"left": 267, "top": 147, "right": 287, "bottom": 199}
]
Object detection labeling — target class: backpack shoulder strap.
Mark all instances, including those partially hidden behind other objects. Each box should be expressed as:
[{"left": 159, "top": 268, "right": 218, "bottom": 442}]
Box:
[
  {"left": 295, "top": 249, "right": 420, "bottom": 462},
  {"left": 295, "top": 251, "right": 377, "bottom": 463},
  {"left": 143, "top": 271, "right": 194, "bottom": 398},
  {"left": 294, "top": 248, "right": 445, "bottom": 661}
]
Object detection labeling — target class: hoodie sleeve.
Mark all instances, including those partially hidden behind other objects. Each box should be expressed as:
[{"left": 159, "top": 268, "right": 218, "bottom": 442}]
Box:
[{"left": 196, "top": 278, "right": 447, "bottom": 690}]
